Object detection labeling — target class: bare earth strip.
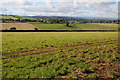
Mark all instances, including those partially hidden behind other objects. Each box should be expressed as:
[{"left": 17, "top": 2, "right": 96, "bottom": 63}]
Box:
[
  {"left": 1, "top": 23, "right": 36, "bottom": 30},
  {"left": 2, "top": 40, "right": 118, "bottom": 59}
]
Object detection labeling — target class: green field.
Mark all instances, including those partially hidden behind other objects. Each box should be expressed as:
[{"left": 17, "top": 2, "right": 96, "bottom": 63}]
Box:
[
  {"left": 2, "top": 32, "right": 119, "bottom": 78},
  {"left": 0, "top": 16, "right": 18, "bottom": 19},
  {"left": 0, "top": 15, "right": 39, "bottom": 20},
  {"left": 30, "top": 22, "right": 118, "bottom": 30}
]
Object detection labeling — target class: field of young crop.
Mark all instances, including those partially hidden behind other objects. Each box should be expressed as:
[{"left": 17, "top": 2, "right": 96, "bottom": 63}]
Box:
[
  {"left": 30, "top": 22, "right": 118, "bottom": 30},
  {"left": 2, "top": 32, "right": 119, "bottom": 78}
]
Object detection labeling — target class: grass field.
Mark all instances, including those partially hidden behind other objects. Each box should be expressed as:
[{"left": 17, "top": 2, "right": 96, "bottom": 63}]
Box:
[
  {"left": 0, "top": 15, "right": 38, "bottom": 20},
  {"left": 30, "top": 22, "right": 118, "bottom": 30},
  {"left": 0, "top": 16, "right": 18, "bottom": 19},
  {"left": 2, "top": 32, "right": 119, "bottom": 78}
]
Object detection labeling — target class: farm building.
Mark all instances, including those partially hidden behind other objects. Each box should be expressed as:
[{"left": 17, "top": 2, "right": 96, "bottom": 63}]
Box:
[{"left": 0, "top": 23, "right": 37, "bottom": 30}]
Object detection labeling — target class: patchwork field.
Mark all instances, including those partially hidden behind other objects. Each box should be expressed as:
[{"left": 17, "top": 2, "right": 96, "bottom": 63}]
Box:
[
  {"left": 1, "top": 22, "right": 118, "bottom": 30},
  {"left": 2, "top": 32, "right": 119, "bottom": 78},
  {"left": 30, "top": 22, "right": 118, "bottom": 30}
]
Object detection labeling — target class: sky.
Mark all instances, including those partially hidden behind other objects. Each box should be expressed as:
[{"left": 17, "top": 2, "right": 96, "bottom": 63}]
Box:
[{"left": 0, "top": 0, "right": 119, "bottom": 19}]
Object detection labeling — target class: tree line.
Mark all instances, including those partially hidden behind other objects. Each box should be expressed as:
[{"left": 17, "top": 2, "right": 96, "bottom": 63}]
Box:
[{"left": 0, "top": 16, "right": 119, "bottom": 24}]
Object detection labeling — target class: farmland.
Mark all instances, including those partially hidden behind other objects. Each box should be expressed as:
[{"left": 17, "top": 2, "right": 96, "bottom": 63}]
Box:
[
  {"left": 0, "top": 15, "right": 39, "bottom": 20},
  {"left": 30, "top": 22, "right": 118, "bottom": 30},
  {"left": 1, "top": 23, "right": 37, "bottom": 30},
  {"left": 1, "top": 22, "right": 118, "bottom": 30},
  {"left": 2, "top": 32, "right": 119, "bottom": 78}
]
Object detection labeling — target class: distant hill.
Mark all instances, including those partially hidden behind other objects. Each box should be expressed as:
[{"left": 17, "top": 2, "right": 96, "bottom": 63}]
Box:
[
  {"left": 0, "top": 14, "right": 118, "bottom": 24},
  {"left": 0, "top": 14, "right": 38, "bottom": 20},
  {"left": 1, "top": 14, "right": 117, "bottom": 21},
  {"left": 30, "top": 16, "right": 86, "bottom": 21},
  {"left": 0, "top": 14, "right": 41, "bottom": 23}
]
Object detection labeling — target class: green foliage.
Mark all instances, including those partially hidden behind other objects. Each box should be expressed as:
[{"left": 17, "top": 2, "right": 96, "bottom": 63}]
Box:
[
  {"left": 107, "top": 71, "right": 119, "bottom": 78},
  {"left": 87, "top": 74, "right": 99, "bottom": 78}
]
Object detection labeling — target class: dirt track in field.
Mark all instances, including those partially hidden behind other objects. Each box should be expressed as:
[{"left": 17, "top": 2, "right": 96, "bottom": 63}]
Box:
[{"left": 2, "top": 40, "right": 118, "bottom": 59}]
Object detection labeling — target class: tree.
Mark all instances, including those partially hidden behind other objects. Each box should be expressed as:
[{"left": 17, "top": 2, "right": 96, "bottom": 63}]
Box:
[
  {"left": 10, "top": 27, "right": 16, "bottom": 30},
  {"left": 66, "top": 21, "right": 70, "bottom": 26},
  {"left": 34, "top": 28, "right": 38, "bottom": 30}
]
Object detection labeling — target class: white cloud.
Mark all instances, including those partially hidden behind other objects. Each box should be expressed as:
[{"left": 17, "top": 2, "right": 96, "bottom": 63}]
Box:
[{"left": 0, "top": 0, "right": 119, "bottom": 19}]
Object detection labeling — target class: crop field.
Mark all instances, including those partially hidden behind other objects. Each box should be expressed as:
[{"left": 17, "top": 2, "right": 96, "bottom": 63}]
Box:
[
  {"left": 2, "top": 32, "right": 119, "bottom": 78},
  {"left": 30, "top": 22, "right": 118, "bottom": 30},
  {"left": 1, "top": 23, "right": 36, "bottom": 30}
]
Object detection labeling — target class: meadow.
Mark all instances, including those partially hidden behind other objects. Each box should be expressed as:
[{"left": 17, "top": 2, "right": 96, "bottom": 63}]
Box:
[
  {"left": 2, "top": 32, "right": 119, "bottom": 78},
  {"left": 0, "top": 15, "right": 38, "bottom": 20},
  {"left": 30, "top": 22, "right": 118, "bottom": 30}
]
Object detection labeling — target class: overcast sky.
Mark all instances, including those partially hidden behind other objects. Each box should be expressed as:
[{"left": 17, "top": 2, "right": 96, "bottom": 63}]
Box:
[{"left": 0, "top": 0, "right": 119, "bottom": 19}]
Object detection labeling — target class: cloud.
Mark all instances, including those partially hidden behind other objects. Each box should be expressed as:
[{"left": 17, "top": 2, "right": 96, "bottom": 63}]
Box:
[
  {"left": 0, "top": 0, "right": 118, "bottom": 19},
  {"left": 23, "top": 1, "right": 33, "bottom": 5}
]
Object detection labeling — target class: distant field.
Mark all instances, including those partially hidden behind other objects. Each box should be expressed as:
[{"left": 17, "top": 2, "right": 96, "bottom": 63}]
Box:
[
  {"left": 93, "top": 23, "right": 118, "bottom": 27},
  {"left": 1, "top": 23, "right": 36, "bottom": 30},
  {"left": 30, "top": 22, "right": 118, "bottom": 30},
  {"left": 0, "top": 15, "right": 38, "bottom": 20},
  {"left": 1, "top": 22, "right": 118, "bottom": 30},
  {"left": 0, "top": 16, "right": 18, "bottom": 19},
  {"left": 2, "top": 32, "right": 119, "bottom": 78}
]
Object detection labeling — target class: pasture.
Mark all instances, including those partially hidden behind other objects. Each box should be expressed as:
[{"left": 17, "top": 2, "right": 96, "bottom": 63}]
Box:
[
  {"left": 30, "top": 22, "right": 118, "bottom": 30},
  {"left": 0, "top": 15, "right": 38, "bottom": 20},
  {"left": 2, "top": 32, "right": 119, "bottom": 78}
]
